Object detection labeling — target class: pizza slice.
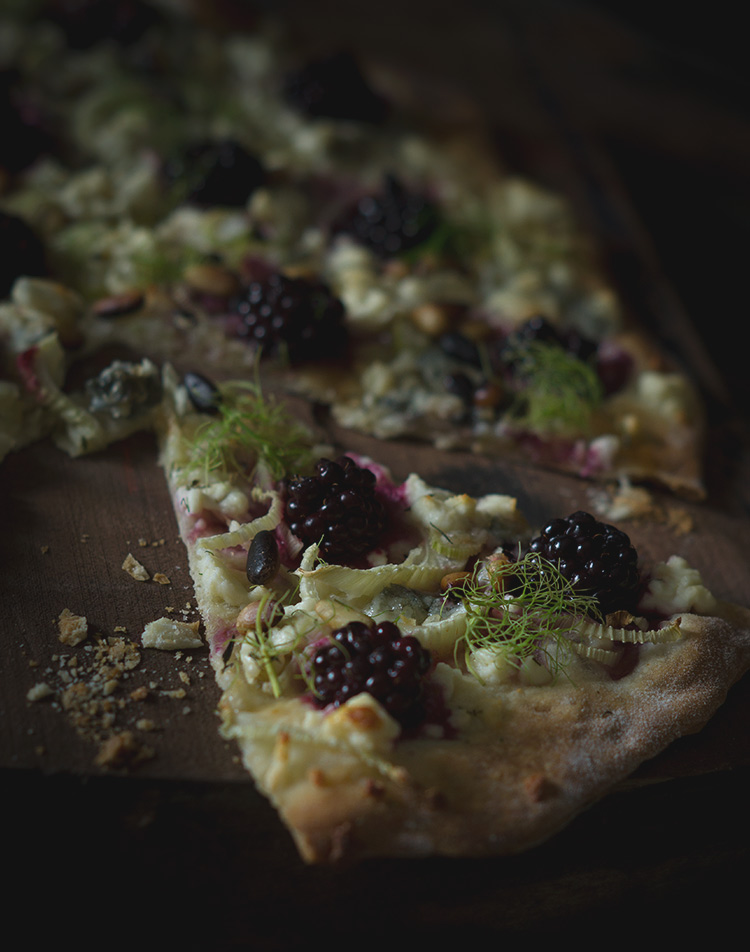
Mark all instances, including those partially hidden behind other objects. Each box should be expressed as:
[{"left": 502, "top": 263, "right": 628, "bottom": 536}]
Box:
[{"left": 153, "top": 367, "right": 750, "bottom": 863}]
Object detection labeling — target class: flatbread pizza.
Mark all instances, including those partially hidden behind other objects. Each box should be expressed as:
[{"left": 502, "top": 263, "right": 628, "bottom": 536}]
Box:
[{"left": 1, "top": 1, "right": 746, "bottom": 866}]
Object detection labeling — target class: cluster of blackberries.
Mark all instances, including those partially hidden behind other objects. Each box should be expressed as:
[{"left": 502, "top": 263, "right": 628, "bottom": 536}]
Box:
[
  {"left": 501, "top": 315, "right": 598, "bottom": 365},
  {"left": 0, "top": 211, "right": 47, "bottom": 298},
  {"left": 528, "top": 510, "right": 641, "bottom": 616},
  {"left": 233, "top": 272, "right": 347, "bottom": 365},
  {"left": 285, "top": 456, "right": 386, "bottom": 564},
  {"left": 282, "top": 51, "right": 388, "bottom": 124},
  {"left": 310, "top": 620, "right": 431, "bottom": 727},
  {"left": 335, "top": 174, "right": 440, "bottom": 259},
  {"left": 165, "top": 138, "right": 266, "bottom": 208}
]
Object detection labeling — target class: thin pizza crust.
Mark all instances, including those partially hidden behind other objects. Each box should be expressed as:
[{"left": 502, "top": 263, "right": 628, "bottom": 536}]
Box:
[
  {"left": 154, "top": 371, "right": 749, "bottom": 864},
  {"left": 216, "top": 607, "right": 750, "bottom": 864}
]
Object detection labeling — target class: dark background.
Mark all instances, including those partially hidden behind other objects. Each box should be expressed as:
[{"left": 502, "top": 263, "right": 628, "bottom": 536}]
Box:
[{"left": 570, "top": 0, "right": 750, "bottom": 414}]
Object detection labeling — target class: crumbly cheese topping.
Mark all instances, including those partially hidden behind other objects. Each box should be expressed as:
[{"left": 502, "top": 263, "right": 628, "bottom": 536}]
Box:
[{"left": 640, "top": 555, "right": 718, "bottom": 615}]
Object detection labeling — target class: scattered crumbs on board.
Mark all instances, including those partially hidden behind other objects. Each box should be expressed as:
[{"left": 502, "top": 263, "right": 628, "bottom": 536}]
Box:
[
  {"left": 588, "top": 480, "right": 694, "bottom": 534},
  {"left": 25, "top": 605, "right": 209, "bottom": 771}
]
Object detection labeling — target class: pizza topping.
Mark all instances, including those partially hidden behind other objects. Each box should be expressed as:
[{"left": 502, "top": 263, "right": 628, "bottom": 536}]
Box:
[
  {"left": 185, "top": 378, "right": 313, "bottom": 483},
  {"left": 309, "top": 619, "right": 432, "bottom": 728},
  {"left": 281, "top": 50, "right": 389, "bottom": 124},
  {"left": 640, "top": 555, "right": 718, "bottom": 616},
  {"left": 334, "top": 174, "right": 441, "bottom": 259},
  {"left": 285, "top": 455, "right": 387, "bottom": 564},
  {"left": 233, "top": 271, "right": 347, "bottom": 364},
  {"left": 85, "top": 358, "right": 162, "bottom": 419},
  {"left": 45, "top": 0, "right": 163, "bottom": 51},
  {"left": 458, "top": 551, "right": 602, "bottom": 683},
  {"left": 528, "top": 511, "right": 641, "bottom": 616},
  {"left": 502, "top": 314, "right": 597, "bottom": 364},
  {"left": 183, "top": 371, "right": 221, "bottom": 415},
  {"left": 0, "top": 211, "right": 47, "bottom": 299},
  {"left": 246, "top": 529, "right": 281, "bottom": 586},
  {"left": 164, "top": 138, "right": 267, "bottom": 208},
  {"left": 505, "top": 340, "right": 603, "bottom": 436},
  {"left": 91, "top": 290, "right": 145, "bottom": 319},
  {"left": 0, "top": 68, "right": 55, "bottom": 174}
]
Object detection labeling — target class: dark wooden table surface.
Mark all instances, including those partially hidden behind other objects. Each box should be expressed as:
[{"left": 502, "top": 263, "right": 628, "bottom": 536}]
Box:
[{"left": 4, "top": 1, "right": 750, "bottom": 944}]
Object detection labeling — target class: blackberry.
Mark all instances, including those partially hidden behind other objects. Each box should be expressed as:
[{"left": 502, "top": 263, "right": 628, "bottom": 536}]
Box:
[
  {"left": 502, "top": 315, "right": 597, "bottom": 364},
  {"left": 310, "top": 620, "right": 431, "bottom": 727},
  {"left": 165, "top": 139, "right": 266, "bottom": 208},
  {"left": 528, "top": 510, "right": 641, "bottom": 615},
  {"left": 282, "top": 51, "right": 388, "bottom": 123},
  {"left": 44, "top": 0, "right": 163, "bottom": 49},
  {"left": 234, "top": 272, "right": 347, "bottom": 364},
  {"left": 0, "top": 71, "right": 54, "bottom": 175},
  {"left": 285, "top": 456, "right": 386, "bottom": 563},
  {"left": 0, "top": 211, "right": 47, "bottom": 298},
  {"left": 335, "top": 174, "right": 440, "bottom": 259}
]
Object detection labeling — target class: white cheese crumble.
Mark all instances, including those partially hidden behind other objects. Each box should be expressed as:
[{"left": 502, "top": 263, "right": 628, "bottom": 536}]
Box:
[
  {"left": 180, "top": 481, "right": 249, "bottom": 521},
  {"left": 142, "top": 617, "right": 203, "bottom": 650},
  {"left": 640, "top": 555, "right": 718, "bottom": 615},
  {"left": 317, "top": 694, "right": 401, "bottom": 754}
]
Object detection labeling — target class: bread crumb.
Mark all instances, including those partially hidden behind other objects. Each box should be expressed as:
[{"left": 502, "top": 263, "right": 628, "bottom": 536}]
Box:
[
  {"left": 590, "top": 481, "right": 659, "bottom": 522},
  {"left": 666, "top": 507, "right": 694, "bottom": 535},
  {"left": 57, "top": 608, "right": 88, "bottom": 646},
  {"left": 94, "top": 730, "right": 153, "bottom": 769},
  {"left": 27, "top": 682, "right": 53, "bottom": 701},
  {"left": 153, "top": 572, "right": 171, "bottom": 585},
  {"left": 122, "top": 553, "right": 150, "bottom": 581}
]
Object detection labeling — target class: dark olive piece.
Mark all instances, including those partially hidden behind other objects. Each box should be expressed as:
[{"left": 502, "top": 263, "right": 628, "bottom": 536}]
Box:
[
  {"left": 183, "top": 371, "right": 221, "bottom": 415},
  {"left": 246, "top": 530, "right": 280, "bottom": 586}
]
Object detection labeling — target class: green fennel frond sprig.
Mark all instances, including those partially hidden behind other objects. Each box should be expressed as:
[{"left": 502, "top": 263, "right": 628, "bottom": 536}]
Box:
[
  {"left": 242, "top": 582, "right": 317, "bottom": 698},
  {"left": 507, "top": 340, "right": 603, "bottom": 436},
  {"left": 188, "top": 375, "right": 315, "bottom": 484},
  {"left": 458, "top": 551, "right": 602, "bottom": 678}
]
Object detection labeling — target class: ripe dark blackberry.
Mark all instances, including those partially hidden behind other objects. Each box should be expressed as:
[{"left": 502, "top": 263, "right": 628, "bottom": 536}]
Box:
[
  {"left": 502, "top": 315, "right": 597, "bottom": 364},
  {"left": 0, "top": 211, "right": 47, "bottom": 298},
  {"left": 335, "top": 174, "right": 440, "bottom": 259},
  {"left": 282, "top": 51, "right": 388, "bottom": 123},
  {"left": 44, "top": 0, "right": 163, "bottom": 49},
  {"left": 310, "top": 620, "right": 431, "bottom": 727},
  {"left": 165, "top": 139, "right": 266, "bottom": 208},
  {"left": 234, "top": 272, "right": 346, "bottom": 364},
  {"left": 528, "top": 510, "right": 641, "bottom": 616},
  {"left": 0, "top": 71, "right": 54, "bottom": 174},
  {"left": 285, "top": 456, "right": 386, "bottom": 563}
]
